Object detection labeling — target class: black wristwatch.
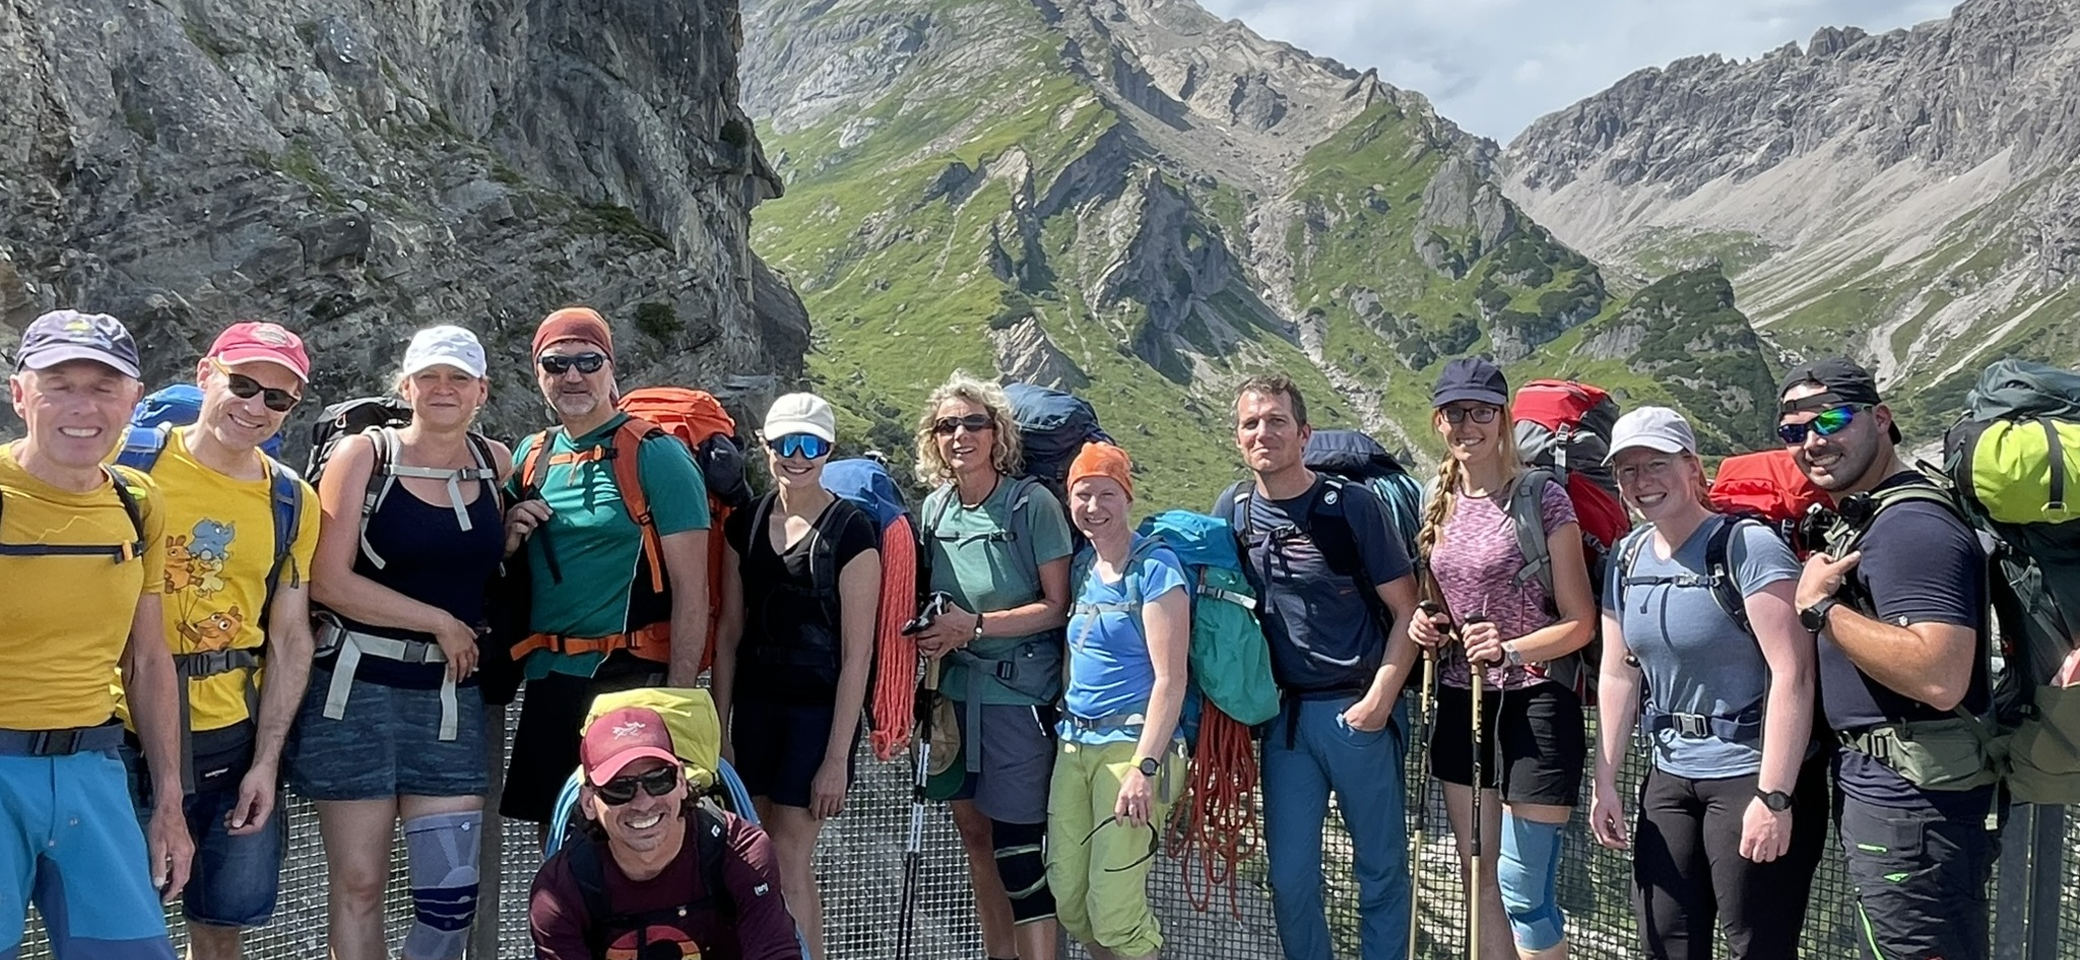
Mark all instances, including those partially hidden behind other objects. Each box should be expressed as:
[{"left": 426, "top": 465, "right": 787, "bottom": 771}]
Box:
[
  {"left": 1799, "top": 596, "right": 1842, "bottom": 633},
  {"left": 1756, "top": 789, "right": 1794, "bottom": 812},
  {"left": 1136, "top": 756, "right": 1161, "bottom": 778}
]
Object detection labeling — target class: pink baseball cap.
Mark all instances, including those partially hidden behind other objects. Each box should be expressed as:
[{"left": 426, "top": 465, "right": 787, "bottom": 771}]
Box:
[
  {"left": 579, "top": 707, "right": 681, "bottom": 785},
  {"left": 208, "top": 322, "right": 311, "bottom": 383}
]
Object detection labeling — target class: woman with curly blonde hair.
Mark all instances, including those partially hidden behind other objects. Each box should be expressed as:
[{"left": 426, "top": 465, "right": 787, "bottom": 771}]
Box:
[{"left": 909, "top": 371, "right": 1073, "bottom": 960}]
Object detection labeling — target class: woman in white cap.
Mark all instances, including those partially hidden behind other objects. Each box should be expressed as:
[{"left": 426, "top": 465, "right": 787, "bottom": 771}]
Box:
[
  {"left": 1590, "top": 406, "right": 1826, "bottom": 960},
  {"left": 712, "top": 391, "right": 880, "bottom": 960},
  {"left": 292, "top": 325, "right": 510, "bottom": 960}
]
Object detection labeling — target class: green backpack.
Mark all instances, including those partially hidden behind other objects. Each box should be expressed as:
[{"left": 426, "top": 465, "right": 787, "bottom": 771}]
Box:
[{"left": 1939, "top": 359, "right": 2080, "bottom": 804}]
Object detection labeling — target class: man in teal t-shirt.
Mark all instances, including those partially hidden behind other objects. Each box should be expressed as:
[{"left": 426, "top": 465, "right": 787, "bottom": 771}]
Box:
[{"left": 497, "top": 307, "right": 711, "bottom": 824}]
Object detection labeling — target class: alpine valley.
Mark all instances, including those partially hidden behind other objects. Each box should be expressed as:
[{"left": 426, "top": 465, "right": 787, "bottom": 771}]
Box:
[{"left": 743, "top": 0, "right": 2080, "bottom": 509}]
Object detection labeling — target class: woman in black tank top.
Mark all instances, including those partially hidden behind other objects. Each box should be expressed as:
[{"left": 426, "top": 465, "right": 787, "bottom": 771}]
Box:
[{"left": 291, "top": 326, "right": 512, "bottom": 960}]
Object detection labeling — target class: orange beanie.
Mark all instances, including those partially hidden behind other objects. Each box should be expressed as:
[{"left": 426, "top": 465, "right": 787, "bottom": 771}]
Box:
[{"left": 1066, "top": 442, "right": 1133, "bottom": 499}]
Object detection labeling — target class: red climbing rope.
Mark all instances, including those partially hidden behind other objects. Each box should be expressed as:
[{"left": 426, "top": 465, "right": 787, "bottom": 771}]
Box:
[
  {"left": 1166, "top": 704, "right": 1262, "bottom": 919},
  {"left": 869, "top": 515, "right": 920, "bottom": 761}
]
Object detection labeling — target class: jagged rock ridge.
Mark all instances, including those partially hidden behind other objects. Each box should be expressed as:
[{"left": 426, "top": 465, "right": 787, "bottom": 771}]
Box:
[{"left": 0, "top": 0, "right": 808, "bottom": 443}]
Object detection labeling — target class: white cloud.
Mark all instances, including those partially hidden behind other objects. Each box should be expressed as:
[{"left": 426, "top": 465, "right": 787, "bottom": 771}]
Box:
[{"left": 1198, "top": 0, "right": 1956, "bottom": 140}]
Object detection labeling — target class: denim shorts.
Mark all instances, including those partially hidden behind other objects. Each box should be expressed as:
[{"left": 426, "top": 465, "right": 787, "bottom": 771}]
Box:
[
  {"left": 0, "top": 749, "right": 176, "bottom": 959},
  {"left": 285, "top": 664, "right": 488, "bottom": 801},
  {"left": 121, "top": 736, "right": 285, "bottom": 927}
]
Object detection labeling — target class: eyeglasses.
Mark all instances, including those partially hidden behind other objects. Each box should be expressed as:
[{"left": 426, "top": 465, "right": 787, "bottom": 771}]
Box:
[
  {"left": 932, "top": 413, "right": 994, "bottom": 436},
  {"left": 538, "top": 353, "right": 608, "bottom": 376},
  {"left": 1777, "top": 405, "right": 1862, "bottom": 446},
  {"left": 1441, "top": 404, "right": 1500, "bottom": 425},
  {"left": 594, "top": 765, "right": 680, "bottom": 806},
  {"left": 212, "top": 358, "right": 300, "bottom": 412},
  {"left": 767, "top": 433, "right": 832, "bottom": 460}
]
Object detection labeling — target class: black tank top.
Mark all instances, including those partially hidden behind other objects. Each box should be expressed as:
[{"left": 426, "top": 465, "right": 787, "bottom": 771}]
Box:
[{"left": 320, "top": 479, "right": 504, "bottom": 689}]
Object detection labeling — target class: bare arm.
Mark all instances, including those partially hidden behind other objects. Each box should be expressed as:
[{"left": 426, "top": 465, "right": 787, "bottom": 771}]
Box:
[
  {"left": 659, "top": 528, "right": 712, "bottom": 686},
  {"left": 1747, "top": 580, "right": 1815, "bottom": 794},
  {"left": 826, "top": 548, "right": 883, "bottom": 766},
  {"left": 1593, "top": 609, "right": 1642, "bottom": 788},
  {"left": 982, "top": 555, "right": 1072, "bottom": 637},
  {"left": 122, "top": 593, "right": 192, "bottom": 900},
  {"left": 1799, "top": 551, "right": 1975, "bottom": 710},
  {"left": 1132, "top": 586, "right": 1191, "bottom": 765},
  {"left": 1507, "top": 521, "right": 1598, "bottom": 661},
  {"left": 711, "top": 541, "right": 745, "bottom": 751},
  {"left": 253, "top": 582, "right": 314, "bottom": 768}
]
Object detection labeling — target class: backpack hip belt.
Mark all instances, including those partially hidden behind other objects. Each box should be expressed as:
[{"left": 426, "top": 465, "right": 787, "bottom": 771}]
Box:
[
  {"left": 0, "top": 721, "right": 126, "bottom": 757},
  {"left": 1640, "top": 704, "right": 1762, "bottom": 741},
  {"left": 314, "top": 615, "right": 460, "bottom": 742},
  {"left": 510, "top": 622, "right": 672, "bottom": 664},
  {"left": 170, "top": 647, "right": 265, "bottom": 794},
  {"left": 947, "top": 639, "right": 1062, "bottom": 774},
  {"left": 1061, "top": 709, "right": 1148, "bottom": 736},
  {"left": 1837, "top": 717, "right": 2001, "bottom": 792}
]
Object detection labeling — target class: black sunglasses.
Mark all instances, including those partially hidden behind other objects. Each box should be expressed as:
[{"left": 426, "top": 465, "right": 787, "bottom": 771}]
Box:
[
  {"left": 539, "top": 353, "right": 608, "bottom": 376},
  {"left": 1441, "top": 405, "right": 1500, "bottom": 425},
  {"left": 594, "top": 764, "right": 680, "bottom": 806},
  {"left": 932, "top": 413, "right": 994, "bottom": 436},
  {"left": 213, "top": 359, "right": 299, "bottom": 412}
]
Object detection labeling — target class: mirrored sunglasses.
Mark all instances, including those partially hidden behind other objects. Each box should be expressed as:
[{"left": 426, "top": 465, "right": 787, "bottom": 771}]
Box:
[
  {"left": 767, "top": 433, "right": 832, "bottom": 460},
  {"left": 1777, "top": 405, "right": 1861, "bottom": 446}
]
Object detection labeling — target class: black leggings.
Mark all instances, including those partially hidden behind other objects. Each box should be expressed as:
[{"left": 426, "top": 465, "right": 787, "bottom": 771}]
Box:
[{"left": 1631, "top": 754, "right": 1830, "bottom": 960}]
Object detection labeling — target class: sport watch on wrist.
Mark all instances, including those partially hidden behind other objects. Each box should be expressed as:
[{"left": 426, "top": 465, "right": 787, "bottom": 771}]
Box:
[
  {"left": 1756, "top": 789, "right": 1794, "bottom": 812},
  {"left": 1798, "top": 596, "right": 1842, "bottom": 633},
  {"left": 1136, "top": 757, "right": 1161, "bottom": 778},
  {"left": 1502, "top": 642, "right": 1525, "bottom": 668}
]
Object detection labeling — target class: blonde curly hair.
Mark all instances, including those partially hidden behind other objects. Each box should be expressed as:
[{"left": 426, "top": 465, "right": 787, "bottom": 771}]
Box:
[{"left": 913, "top": 370, "right": 1024, "bottom": 486}]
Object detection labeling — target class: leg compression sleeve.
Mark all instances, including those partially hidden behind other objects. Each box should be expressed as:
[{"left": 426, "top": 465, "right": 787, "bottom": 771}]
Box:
[
  {"left": 991, "top": 818, "right": 1056, "bottom": 924},
  {"left": 402, "top": 811, "right": 483, "bottom": 960},
  {"left": 1498, "top": 814, "right": 1566, "bottom": 951}
]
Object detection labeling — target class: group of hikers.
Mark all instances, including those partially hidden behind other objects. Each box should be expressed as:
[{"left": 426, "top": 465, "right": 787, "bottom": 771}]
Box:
[{"left": 3, "top": 302, "right": 2076, "bottom": 960}]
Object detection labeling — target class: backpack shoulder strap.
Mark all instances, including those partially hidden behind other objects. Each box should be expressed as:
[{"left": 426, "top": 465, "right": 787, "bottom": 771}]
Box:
[
  {"left": 1510, "top": 468, "right": 1558, "bottom": 596},
  {"left": 113, "top": 424, "right": 172, "bottom": 473},
  {"left": 1702, "top": 515, "right": 1754, "bottom": 635},
  {"left": 517, "top": 428, "right": 559, "bottom": 493},
  {"left": 264, "top": 457, "right": 305, "bottom": 596},
  {"left": 562, "top": 835, "right": 614, "bottom": 957},
  {"left": 694, "top": 798, "right": 734, "bottom": 919},
  {"left": 105, "top": 466, "right": 149, "bottom": 553},
  {"left": 1005, "top": 475, "right": 1043, "bottom": 588},
  {"left": 357, "top": 427, "right": 402, "bottom": 569},
  {"left": 609, "top": 418, "right": 668, "bottom": 595},
  {"left": 1217, "top": 480, "right": 1252, "bottom": 541}
]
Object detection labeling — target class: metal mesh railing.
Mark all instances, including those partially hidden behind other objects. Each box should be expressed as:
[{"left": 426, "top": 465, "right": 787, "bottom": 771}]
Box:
[{"left": 20, "top": 700, "right": 2075, "bottom": 959}]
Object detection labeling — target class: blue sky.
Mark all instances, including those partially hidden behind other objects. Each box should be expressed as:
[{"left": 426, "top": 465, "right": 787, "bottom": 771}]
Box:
[{"left": 1196, "top": 0, "right": 1955, "bottom": 140}]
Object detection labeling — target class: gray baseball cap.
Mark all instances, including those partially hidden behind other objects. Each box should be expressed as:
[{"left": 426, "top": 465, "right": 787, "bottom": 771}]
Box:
[
  {"left": 1605, "top": 405, "right": 1698, "bottom": 463},
  {"left": 15, "top": 310, "right": 142, "bottom": 379}
]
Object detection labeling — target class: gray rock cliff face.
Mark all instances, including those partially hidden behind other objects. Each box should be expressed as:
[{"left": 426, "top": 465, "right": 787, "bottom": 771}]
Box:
[{"left": 0, "top": 0, "right": 806, "bottom": 445}]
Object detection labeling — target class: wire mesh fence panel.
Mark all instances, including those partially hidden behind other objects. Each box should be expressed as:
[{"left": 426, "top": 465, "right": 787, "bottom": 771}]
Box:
[{"left": 17, "top": 709, "right": 2065, "bottom": 959}]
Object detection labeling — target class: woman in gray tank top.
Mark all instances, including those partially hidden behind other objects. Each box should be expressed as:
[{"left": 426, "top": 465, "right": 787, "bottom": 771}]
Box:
[{"left": 1590, "top": 407, "right": 1828, "bottom": 960}]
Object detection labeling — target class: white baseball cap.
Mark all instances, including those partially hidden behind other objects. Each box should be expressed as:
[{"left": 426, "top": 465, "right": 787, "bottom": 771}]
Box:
[
  {"left": 762, "top": 392, "right": 836, "bottom": 443},
  {"left": 400, "top": 325, "right": 487, "bottom": 379},
  {"left": 1605, "top": 405, "right": 1699, "bottom": 462}
]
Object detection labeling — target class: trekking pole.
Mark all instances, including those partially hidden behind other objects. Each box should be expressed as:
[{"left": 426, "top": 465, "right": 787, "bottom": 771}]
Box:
[
  {"left": 1465, "top": 612, "right": 1492, "bottom": 960},
  {"left": 896, "top": 655, "right": 939, "bottom": 960},
  {"left": 1406, "top": 623, "right": 1437, "bottom": 960}
]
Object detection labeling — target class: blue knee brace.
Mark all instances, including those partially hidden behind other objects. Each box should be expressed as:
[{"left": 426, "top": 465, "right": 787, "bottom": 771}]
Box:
[
  {"left": 1498, "top": 814, "right": 1565, "bottom": 951},
  {"left": 402, "top": 811, "right": 482, "bottom": 960}
]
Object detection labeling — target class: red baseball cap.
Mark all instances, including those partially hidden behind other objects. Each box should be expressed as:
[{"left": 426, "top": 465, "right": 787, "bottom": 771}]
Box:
[
  {"left": 208, "top": 321, "right": 311, "bottom": 383},
  {"left": 580, "top": 707, "right": 681, "bottom": 785}
]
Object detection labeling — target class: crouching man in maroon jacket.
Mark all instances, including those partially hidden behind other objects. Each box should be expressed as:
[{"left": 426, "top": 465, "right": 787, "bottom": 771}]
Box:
[{"left": 530, "top": 706, "right": 801, "bottom": 960}]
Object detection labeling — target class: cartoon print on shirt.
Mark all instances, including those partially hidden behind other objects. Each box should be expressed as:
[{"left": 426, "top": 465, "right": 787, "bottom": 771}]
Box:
[{"left": 165, "top": 517, "right": 240, "bottom": 651}]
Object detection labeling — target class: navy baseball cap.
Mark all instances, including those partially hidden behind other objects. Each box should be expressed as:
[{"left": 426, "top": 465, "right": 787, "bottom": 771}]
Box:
[
  {"left": 1780, "top": 356, "right": 1901, "bottom": 443},
  {"left": 15, "top": 310, "right": 142, "bottom": 379},
  {"left": 1431, "top": 357, "right": 1509, "bottom": 408}
]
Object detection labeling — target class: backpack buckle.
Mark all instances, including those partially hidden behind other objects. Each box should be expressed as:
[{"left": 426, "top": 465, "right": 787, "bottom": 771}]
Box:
[
  {"left": 1671, "top": 714, "right": 1709, "bottom": 738},
  {"left": 30, "top": 729, "right": 79, "bottom": 756}
]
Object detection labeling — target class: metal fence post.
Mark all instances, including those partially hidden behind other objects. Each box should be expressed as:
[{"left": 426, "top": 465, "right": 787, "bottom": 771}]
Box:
[
  {"left": 1992, "top": 801, "right": 2066, "bottom": 960},
  {"left": 470, "top": 703, "right": 509, "bottom": 959}
]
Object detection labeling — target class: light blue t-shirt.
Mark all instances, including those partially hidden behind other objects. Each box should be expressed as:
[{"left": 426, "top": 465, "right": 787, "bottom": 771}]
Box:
[
  {"left": 1604, "top": 516, "right": 1800, "bottom": 779},
  {"left": 1061, "top": 535, "right": 1187, "bottom": 745}
]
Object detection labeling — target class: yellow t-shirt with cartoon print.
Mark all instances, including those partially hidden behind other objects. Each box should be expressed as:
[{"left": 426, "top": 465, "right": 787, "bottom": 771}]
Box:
[
  {"left": 123, "top": 427, "right": 321, "bottom": 732},
  {"left": 0, "top": 443, "right": 166, "bottom": 730}
]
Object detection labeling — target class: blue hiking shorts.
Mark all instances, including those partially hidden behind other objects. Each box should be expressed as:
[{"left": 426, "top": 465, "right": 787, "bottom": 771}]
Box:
[{"left": 0, "top": 749, "right": 176, "bottom": 959}]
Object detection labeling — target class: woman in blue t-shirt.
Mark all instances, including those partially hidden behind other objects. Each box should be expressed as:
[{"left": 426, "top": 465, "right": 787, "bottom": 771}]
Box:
[
  {"left": 1045, "top": 443, "right": 1188, "bottom": 960},
  {"left": 1591, "top": 407, "right": 1827, "bottom": 960}
]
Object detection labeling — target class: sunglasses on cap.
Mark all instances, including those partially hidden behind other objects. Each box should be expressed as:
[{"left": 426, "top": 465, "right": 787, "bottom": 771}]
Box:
[
  {"left": 538, "top": 353, "right": 608, "bottom": 376},
  {"left": 594, "top": 764, "right": 680, "bottom": 806},
  {"left": 1440, "top": 404, "right": 1500, "bottom": 425},
  {"left": 932, "top": 413, "right": 994, "bottom": 436},
  {"left": 1777, "top": 404, "right": 1863, "bottom": 446},
  {"left": 211, "top": 358, "right": 300, "bottom": 413},
  {"left": 766, "top": 433, "right": 832, "bottom": 460}
]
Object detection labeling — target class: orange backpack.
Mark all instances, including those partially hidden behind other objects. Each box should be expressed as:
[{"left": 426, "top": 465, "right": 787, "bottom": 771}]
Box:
[{"left": 514, "top": 387, "right": 751, "bottom": 672}]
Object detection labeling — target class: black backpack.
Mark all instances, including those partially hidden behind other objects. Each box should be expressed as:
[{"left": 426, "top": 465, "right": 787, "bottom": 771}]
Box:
[{"left": 566, "top": 797, "right": 734, "bottom": 959}]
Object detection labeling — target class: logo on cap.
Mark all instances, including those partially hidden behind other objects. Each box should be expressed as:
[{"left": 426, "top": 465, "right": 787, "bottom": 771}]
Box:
[
  {"left": 612, "top": 720, "right": 647, "bottom": 740},
  {"left": 250, "top": 324, "right": 293, "bottom": 346}
]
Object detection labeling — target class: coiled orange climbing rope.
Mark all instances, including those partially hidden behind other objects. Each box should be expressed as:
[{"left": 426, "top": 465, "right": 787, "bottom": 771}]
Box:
[
  {"left": 1166, "top": 704, "right": 1261, "bottom": 918},
  {"left": 869, "top": 515, "right": 920, "bottom": 761}
]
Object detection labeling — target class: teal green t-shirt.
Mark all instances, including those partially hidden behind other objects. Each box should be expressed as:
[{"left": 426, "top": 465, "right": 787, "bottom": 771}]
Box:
[
  {"left": 925, "top": 478, "right": 1073, "bottom": 704},
  {"left": 509, "top": 413, "right": 710, "bottom": 678}
]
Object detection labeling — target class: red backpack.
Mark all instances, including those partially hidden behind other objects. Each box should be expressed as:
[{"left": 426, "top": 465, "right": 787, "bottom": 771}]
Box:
[
  {"left": 1709, "top": 449, "right": 1831, "bottom": 558},
  {"left": 1509, "top": 379, "right": 1631, "bottom": 701},
  {"left": 513, "top": 388, "right": 752, "bottom": 673}
]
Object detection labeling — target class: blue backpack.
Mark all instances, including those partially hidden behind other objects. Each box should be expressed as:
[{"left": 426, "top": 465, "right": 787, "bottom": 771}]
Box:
[
  {"left": 1005, "top": 382, "right": 1112, "bottom": 501},
  {"left": 1303, "top": 429, "right": 1424, "bottom": 562},
  {"left": 131, "top": 383, "right": 284, "bottom": 459},
  {"left": 1073, "top": 511, "right": 1280, "bottom": 731}
]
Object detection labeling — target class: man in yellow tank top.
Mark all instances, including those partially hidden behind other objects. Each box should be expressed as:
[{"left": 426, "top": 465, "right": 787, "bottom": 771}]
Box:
[
  {"left": 0, "top": 310, "right": 189, "bottom": 960},
  {"left": 114, "top": 322, "right": 321, "bottom": 960}
]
